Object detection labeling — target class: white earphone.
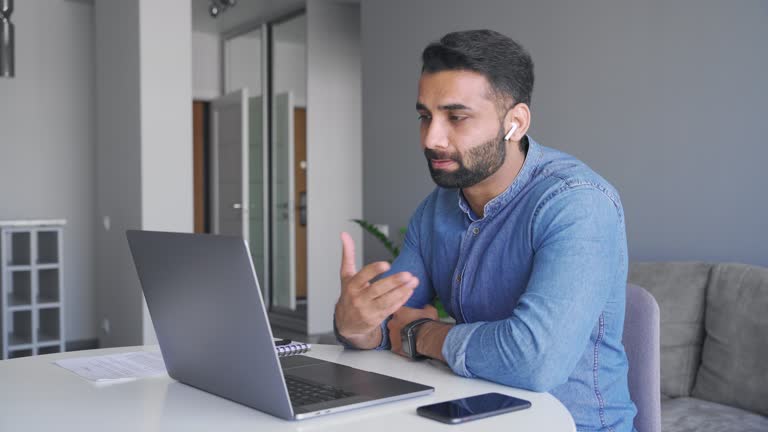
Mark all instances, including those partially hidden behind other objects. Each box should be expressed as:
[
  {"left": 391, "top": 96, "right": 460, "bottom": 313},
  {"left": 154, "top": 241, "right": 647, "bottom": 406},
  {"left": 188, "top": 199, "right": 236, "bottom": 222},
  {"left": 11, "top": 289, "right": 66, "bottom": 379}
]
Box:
[{"left": 504, "top": 122, "right": 519, "bottom": 141}]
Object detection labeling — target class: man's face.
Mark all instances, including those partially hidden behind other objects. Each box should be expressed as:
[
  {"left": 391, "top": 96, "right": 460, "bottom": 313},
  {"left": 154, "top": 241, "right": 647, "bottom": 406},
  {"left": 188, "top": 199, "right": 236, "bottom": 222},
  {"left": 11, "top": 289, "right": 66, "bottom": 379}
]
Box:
[{"left": 417, "top": 70, "right": 507, "bottom": 189}]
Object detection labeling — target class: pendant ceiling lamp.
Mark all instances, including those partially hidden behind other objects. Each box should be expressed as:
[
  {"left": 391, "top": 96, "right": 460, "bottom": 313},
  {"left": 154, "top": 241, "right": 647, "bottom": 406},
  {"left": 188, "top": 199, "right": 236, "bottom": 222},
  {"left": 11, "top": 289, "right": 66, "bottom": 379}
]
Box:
[{"left": 1, "top": 0, "right": 13, "bottom": 78}]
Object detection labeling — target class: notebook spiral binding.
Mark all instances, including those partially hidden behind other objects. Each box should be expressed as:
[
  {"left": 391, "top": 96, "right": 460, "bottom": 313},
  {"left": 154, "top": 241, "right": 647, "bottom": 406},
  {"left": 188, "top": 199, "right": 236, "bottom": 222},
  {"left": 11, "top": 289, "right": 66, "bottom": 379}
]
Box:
[{"left": 275, "top": 342, "right": 312, "bottom": 357}]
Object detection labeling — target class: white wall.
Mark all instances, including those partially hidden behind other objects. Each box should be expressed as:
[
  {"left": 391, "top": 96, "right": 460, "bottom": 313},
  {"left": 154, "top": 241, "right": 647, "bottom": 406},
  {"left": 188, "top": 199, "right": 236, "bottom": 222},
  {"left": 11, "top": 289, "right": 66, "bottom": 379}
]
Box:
[
  {"left": 274, "top": 40, "right": 307, "bottom": 107},
  {"left": 223, "top": 30, "right": 306, "bottom": 105},
  {"left": 273, "top": 14, "right": 307, "bottom": 108},
  {"left": 94, "top": 0, "right": 192, "bottom": 347},
  {"left": 361, "top": 0, "right": 768, "bottom": 267},
  {"left": 139, "top": 0, "right": 193, "bottom": 344},
  {"left": 0, "top": 0, "right": 96, "bottom": 343},
  {"left": 306, "top": 1, "right": 362, "bottom": 334},
  {"left": 225, "top": 32, "right": 262, "bottom": 96},
  {"left": 139, "top": 2, "right": 193, "bottom": 235},
  {"left": 192, "top": 31, "right": 221, "bottom": 100}
]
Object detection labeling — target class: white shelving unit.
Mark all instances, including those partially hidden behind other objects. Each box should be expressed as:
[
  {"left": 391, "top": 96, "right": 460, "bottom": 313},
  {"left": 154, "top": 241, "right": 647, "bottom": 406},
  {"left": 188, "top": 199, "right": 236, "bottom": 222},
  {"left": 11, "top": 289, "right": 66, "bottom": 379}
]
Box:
[{"left": 0, "top": 220, "right": 66, "bottom": 359}]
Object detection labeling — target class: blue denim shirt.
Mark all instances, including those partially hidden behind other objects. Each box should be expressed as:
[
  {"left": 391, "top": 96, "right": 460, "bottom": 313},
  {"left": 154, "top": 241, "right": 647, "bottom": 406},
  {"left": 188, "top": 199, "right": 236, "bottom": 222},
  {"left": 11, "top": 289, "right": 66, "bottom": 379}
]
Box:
[{"left": 338, "top": 136, "right": 637, "bottom": 431}]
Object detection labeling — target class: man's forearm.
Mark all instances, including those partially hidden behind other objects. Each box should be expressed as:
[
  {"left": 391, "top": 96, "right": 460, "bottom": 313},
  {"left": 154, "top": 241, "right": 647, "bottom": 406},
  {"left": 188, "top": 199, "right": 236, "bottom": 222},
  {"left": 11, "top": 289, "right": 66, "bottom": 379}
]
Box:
[{"left": 416, "top": 321, "right": 453, "bottom": 361}]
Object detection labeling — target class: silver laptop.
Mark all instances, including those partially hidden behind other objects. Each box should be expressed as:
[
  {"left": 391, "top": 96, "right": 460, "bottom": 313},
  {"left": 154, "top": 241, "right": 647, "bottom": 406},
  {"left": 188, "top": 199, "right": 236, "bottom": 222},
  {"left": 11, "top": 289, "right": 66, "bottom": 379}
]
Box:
[{"left": 126, "top": 230, "right": 433, "bottom": 420}]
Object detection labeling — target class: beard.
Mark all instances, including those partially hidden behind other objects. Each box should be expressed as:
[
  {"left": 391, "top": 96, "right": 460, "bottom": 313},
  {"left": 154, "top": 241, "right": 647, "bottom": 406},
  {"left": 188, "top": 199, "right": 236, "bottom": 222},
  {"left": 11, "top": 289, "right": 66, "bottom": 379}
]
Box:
[{"left": 425, "top": 126, "right": 507, "bottom": 189}]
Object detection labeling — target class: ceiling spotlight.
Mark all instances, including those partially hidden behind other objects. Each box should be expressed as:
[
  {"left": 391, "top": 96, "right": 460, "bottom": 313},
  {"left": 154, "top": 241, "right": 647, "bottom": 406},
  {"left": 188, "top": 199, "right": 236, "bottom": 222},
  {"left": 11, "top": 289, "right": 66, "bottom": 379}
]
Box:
[{"left": 209, "top": 0, "right": 236, "bottom": 19}]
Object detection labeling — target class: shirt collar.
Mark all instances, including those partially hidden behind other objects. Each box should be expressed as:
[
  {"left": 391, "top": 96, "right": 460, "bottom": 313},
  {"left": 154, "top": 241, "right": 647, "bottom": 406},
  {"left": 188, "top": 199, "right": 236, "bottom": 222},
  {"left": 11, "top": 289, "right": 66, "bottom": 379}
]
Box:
[{"left": 457, "top": 135, "right": 543, "bottom": 221}]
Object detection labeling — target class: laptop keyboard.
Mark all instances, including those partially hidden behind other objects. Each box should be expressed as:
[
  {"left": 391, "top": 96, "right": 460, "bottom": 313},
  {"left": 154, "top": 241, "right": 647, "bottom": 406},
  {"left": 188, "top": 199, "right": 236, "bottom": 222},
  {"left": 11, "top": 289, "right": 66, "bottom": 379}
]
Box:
[{"left": 285, "top": 375, "right": 355, "bottom": 407}]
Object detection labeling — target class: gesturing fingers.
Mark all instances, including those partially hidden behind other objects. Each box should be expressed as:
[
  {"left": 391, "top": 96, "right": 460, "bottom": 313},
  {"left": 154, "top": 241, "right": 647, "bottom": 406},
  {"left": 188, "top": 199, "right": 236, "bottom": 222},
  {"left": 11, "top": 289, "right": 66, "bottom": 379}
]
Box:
[
  {"left": 363, "top": 272, "right": 417, "bottom": 300},
  {"left": 371, "top": 277, "right": 419, "bottom": 316},
  {"left": 339, "top": 232, "right": 358, "bottom": 281},
  {"left": 345, "top": 261, "right": 392, "bottom": 291}
]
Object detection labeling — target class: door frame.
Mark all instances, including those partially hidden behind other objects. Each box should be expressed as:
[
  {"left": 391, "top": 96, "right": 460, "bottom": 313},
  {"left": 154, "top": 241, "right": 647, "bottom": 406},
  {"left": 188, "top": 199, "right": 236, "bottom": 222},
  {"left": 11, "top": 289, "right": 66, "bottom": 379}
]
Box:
[{"left": 270, "top": 91, "right": 297, "bottom": 312}]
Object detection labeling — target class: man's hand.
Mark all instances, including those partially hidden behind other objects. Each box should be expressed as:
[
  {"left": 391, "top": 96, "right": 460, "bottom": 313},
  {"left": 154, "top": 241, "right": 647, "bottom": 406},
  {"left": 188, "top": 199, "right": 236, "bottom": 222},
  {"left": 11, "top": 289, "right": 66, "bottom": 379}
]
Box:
[
  {"left": 387, "top": 305, "right": 439, "bottom": 357},
  {"left": 335, "top": 232, "right": 419, "bottom": 349}
]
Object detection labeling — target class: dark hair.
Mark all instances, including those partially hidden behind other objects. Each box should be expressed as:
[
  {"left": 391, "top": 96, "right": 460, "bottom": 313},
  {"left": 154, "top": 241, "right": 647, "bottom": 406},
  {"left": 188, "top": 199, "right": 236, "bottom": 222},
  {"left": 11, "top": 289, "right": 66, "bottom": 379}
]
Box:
[{"left": 421, "top": 30, "right": 534, "bottom": 108}]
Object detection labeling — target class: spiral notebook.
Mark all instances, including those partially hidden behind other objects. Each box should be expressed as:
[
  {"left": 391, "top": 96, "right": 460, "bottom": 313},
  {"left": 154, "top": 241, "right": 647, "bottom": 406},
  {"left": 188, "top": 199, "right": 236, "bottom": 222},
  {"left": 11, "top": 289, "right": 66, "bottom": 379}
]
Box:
[{"left": 275, "top": 341, "right": 312, "bottom": 357}]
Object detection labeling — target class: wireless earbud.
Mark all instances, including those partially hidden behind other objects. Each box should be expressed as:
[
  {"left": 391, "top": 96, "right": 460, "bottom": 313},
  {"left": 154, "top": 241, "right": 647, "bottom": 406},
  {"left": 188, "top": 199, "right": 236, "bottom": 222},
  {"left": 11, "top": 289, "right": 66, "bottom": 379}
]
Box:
[{"left": 504, "top": 122, "right": 518, "bottom": 141}]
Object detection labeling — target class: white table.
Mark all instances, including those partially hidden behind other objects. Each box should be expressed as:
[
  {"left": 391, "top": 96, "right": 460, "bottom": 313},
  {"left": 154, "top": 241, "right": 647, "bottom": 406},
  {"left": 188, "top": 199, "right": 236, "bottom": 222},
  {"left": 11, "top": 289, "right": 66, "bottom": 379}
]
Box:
[{"left": 0, "top": 344, "right": 575, "bottom": 432}]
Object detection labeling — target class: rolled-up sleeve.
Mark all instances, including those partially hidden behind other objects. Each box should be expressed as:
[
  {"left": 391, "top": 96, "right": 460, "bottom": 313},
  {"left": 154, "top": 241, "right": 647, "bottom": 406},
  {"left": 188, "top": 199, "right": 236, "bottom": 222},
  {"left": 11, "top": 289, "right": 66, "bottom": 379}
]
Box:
[{"left": 441, "top": 321, "right": 485, "bottom": 376}]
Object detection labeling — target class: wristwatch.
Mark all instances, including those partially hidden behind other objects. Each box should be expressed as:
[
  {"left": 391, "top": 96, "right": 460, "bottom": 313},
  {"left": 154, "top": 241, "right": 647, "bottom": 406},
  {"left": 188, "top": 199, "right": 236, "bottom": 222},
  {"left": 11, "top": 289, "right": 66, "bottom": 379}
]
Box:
[{"left": 400, "top": 318, "right": 434, "bottom": 360}]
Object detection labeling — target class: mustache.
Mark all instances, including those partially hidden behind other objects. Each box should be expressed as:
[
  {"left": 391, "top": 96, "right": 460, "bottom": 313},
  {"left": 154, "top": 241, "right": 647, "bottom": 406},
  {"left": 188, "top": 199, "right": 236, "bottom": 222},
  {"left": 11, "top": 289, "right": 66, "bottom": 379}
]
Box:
[{"left": 424, "top": 148, "right": 459, "bottom": 161}]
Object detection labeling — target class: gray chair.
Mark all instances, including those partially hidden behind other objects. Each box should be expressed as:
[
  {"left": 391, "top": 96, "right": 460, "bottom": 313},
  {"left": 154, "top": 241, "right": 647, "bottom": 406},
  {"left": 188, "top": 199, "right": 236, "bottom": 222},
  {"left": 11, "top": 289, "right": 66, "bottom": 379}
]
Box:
[{"left": 623, "top": 283, "right": 661, "bottom": 432}]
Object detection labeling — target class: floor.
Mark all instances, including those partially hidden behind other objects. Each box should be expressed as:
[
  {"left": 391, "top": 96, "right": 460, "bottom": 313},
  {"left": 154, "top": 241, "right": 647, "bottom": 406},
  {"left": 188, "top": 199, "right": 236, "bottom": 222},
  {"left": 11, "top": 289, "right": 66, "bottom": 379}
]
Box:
[{"left": 269, "top": 299, "right": 340, "bottom": 345}]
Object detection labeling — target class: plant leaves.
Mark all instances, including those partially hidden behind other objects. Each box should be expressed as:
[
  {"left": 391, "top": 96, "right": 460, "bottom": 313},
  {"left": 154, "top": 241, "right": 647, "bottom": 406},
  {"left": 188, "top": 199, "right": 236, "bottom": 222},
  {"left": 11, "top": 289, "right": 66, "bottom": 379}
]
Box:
[{"left": 351, "top": 219, "right": 400, "bottom": 259}]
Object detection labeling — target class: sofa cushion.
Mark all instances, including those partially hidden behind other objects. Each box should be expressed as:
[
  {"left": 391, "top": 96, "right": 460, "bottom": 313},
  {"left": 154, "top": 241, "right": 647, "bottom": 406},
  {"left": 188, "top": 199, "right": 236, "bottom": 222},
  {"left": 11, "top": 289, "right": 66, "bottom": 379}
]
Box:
[
  {"left": 692, "top": 263, "right": 768, "bottom": 416},
  {"left": 628, "top": 262, "right": 711, "bottom": 397},
  {"left": 661, "top": 397, "right": 768, "bottom": 432}
]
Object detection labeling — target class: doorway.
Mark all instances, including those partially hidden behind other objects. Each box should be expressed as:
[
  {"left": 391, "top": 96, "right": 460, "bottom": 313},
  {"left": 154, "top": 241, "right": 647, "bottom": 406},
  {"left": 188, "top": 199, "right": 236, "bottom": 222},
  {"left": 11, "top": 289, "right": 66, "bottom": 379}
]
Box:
[
  {"left": 294, "top": 107, "right": 307, "bottom": 302},
  {"left": 191, "top": 2, "right": 361, "bottom": 336},
  {"left": 192, "top": 100, "right": 209, "bottom": 234},
  {"left": 191, "top": 10, "right": 308, "bottom": 331}
]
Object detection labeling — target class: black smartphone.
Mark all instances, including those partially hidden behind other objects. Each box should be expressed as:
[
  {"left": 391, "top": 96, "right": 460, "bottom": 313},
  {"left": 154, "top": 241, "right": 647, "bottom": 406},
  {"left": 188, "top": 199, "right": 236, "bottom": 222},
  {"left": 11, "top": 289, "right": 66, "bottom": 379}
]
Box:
[{"left": 416, "top": 392, "right": 532, "bottom": 424}]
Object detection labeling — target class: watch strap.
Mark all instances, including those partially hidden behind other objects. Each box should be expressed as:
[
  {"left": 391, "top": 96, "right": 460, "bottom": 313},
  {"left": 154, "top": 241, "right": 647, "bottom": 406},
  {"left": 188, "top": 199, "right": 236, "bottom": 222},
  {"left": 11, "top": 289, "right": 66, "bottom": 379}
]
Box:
[{"left": 401, "top": 318, "right": 434, "bottom": 359}]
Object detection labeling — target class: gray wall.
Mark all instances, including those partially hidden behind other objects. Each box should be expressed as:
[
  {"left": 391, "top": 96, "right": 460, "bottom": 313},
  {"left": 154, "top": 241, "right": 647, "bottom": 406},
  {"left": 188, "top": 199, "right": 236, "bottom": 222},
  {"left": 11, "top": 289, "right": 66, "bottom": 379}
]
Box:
[
  {"left": 94, "top": 0, "right": 193, "bottom": 348},
  {"left": 361, "top": 0, "right": 768, "bottom": 267},
  {"left": 0, "top": 0, "right": 96, "bottom": 342},
  {"left": 94, "top": 0, "right": 143, "bottom": 347}
]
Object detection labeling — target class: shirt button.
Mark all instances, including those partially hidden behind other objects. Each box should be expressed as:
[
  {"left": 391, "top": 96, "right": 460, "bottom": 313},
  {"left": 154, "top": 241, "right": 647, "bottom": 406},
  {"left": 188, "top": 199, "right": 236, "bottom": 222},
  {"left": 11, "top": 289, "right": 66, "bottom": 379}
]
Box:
[
  {"left": 472, "top": 227, "right": 480, "bottom": 235},
  {"left": 456, "top": 275, "right": 462, "bottom": 283}
]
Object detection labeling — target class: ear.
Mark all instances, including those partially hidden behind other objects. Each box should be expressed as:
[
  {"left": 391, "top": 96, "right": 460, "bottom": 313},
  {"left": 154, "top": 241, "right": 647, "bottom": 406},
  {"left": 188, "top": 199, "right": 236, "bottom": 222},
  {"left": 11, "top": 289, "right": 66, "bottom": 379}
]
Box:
[{"left": 503, "top": 103, "right": 531, "bottom": 142}]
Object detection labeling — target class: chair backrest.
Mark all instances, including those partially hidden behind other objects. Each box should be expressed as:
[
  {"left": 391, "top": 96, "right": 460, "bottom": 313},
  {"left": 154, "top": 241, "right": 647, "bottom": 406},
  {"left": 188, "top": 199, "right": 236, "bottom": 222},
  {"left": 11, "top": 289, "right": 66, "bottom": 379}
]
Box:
[{"left": 623, "top": 283, "right": 661, "bottom": 432}]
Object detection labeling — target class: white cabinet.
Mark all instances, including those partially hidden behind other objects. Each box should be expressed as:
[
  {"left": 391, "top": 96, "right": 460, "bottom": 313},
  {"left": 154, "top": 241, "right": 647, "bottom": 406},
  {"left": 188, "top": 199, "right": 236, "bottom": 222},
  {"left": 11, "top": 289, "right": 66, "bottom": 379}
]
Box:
[{"left": 0, "top": 220, "right": 65, "bottom": 359}]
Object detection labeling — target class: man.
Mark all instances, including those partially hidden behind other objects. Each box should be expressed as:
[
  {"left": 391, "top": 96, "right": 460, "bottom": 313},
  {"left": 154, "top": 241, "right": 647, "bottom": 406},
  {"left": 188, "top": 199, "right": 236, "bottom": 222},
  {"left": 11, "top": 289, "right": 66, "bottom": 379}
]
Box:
[{"left": 334, "top": 30, "right": 637, "bottom": 431}]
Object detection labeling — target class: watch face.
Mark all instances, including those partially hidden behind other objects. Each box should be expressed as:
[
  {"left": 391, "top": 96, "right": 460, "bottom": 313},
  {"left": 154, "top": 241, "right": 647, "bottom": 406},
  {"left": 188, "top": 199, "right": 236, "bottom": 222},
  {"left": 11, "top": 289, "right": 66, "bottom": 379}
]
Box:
[
  {"left": 401, "top": 328, "right": 414, "bottom": 357},
  {"left": 403, "top": 340, "right": 413, "bottom": 357},
  {"left": 402, "top": 319, "right": 430, "bottom": 359}
]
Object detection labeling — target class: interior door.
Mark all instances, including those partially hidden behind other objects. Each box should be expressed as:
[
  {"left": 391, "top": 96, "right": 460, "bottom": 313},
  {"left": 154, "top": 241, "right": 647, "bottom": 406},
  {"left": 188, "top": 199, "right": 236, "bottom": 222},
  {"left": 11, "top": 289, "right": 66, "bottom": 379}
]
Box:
[
  {"left": 272, "top": 92, "right": 296, "bottom": 310},
  {"left": 210, "top": 89, "right": 249, "bottom": 242}
]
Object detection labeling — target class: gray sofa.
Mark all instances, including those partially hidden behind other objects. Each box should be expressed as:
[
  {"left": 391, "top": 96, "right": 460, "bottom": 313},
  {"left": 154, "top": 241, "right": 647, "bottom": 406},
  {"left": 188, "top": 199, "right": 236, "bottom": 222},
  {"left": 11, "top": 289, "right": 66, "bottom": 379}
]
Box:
[{"left": 628, "top": 262, "right": 768, "bottom": 432}]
